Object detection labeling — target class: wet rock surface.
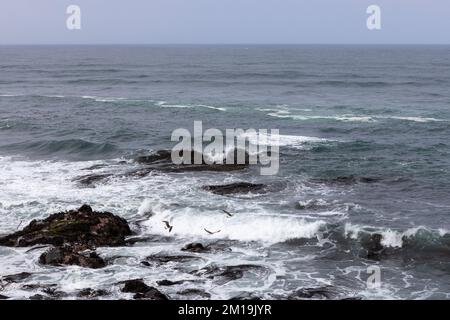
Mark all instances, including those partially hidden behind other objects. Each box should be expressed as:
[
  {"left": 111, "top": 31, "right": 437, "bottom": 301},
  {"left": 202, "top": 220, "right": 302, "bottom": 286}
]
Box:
[
  {"left": 1, "top": 272, "right": 32, "bottom": 283},
  {"left": 77, "top": 288, "right": 108, "bottom": 298},
  {"left": 0, "top": 205, "right": 132, "bottom": 247},
  {"left": 120, "top": 279, "right": 169, "bottom": 300},
  {"left": 364, "top": 233, "right": 385, "bottom": 260},
  {"left": 156, "top": 279, "right": 186, "bottom": 286},
  {"left": 194, "top": 264, "right": 268, "bottom": 284},
  {"left": 39, "top": 245, "right": 106, "bottom": 269},
  {"left": 74, "top": 149, "right": 252, "bottom": 187},
  {"left": 202, "top": 182, "right": 266, "bottom": 195},
  {"left": 181, "top": 243, "right": 209, "bottom": 253},
  {"left": 177, "top": 288, "right": 211, "bottom": 298},
  {"left": 142, "top": 254, "right": 202, "bottom": 266},
  {"left": 288, "top": 287, "right": 336, "bottom": 300}
]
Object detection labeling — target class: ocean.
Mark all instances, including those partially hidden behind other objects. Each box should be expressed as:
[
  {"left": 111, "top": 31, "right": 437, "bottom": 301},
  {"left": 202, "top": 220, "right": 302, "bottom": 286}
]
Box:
[{"left": 0, "top": 45, "right": 449, "bottom": 299}]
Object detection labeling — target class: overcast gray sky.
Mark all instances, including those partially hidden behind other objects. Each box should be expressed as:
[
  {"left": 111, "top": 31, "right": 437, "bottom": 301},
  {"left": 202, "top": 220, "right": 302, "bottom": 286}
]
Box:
[{"left": 0, "top": 0, "right": 449, "bottom": 44}]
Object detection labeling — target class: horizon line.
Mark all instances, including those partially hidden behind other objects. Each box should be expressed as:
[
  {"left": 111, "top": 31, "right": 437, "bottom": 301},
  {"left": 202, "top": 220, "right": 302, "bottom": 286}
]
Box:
[{"left": 1, "top": 43, "right": 450, "bottom": 46}]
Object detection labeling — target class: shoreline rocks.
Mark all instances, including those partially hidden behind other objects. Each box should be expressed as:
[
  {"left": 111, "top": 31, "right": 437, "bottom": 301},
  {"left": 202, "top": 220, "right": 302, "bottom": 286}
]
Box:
[
  {"left": 120, "top": 279, "right": 169, "bottom": 300},
  {"left": 0, "top": 205, "right": 132, "bottom": 247},
  {"left": 0, "top": 205, "right": 131, "bottom": 270},
  {"left": 202, "top": 182, "right": 266, "bottom": 195},
  {"left": 39, "top": 245, "right": 106, "bottom": 269}
]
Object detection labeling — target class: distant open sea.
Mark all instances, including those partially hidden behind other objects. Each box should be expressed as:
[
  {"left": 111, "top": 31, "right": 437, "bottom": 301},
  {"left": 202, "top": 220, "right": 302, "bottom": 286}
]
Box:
[{"left": 0, "top": 45, "right": 449, "bottom": 299}]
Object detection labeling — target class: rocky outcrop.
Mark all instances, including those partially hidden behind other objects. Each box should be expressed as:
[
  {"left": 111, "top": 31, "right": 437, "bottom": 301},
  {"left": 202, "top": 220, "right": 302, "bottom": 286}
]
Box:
[
  {"left": 202, "top": 182, "right": 266, "bottom": 195},
  {"left": 0, "top": 205, "right": 132, "bottom": 247},
  {"left": 120, "top": 279, "right": 169, "bottom": 300},
  {"left": 39, "top": 245, "right": 106, "bottom": 269},
  {"left": 136, "top": 149, "right": 251, "bottom": 173},
  {"left": 0, "top": 205, "right": 131, "bottom": 270}
]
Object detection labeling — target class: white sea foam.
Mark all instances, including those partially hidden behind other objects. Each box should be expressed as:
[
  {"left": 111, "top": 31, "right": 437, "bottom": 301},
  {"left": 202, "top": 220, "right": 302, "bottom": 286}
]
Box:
[
  {"left": 240, "top": 131, "right": 330, "bottom": 149},
  {"left": 157, "top": 101, "right": 226, "bottom": 111},
  {"left": 0, "top": 94, "right": 20, "bottom": 97},
  {"left": 378, "top": 116, "right": 446, "bottom": 123},
  {"left": 344, "top": 223, "right": 449, "bottom": 248},
  {"left": 267, "top": 110, "right": 447, "bottom": 123},
  {"left": 142, "top": 203, "right": 326, "bottom": 243},
  {"left": 81, "top": 96, "right": 127, "bottom": 102}
]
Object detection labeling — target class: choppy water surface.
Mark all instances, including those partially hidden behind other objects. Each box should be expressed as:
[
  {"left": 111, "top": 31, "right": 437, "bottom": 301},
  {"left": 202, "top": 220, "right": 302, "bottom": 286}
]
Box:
[{"left": 0, "top": 45, "right": 449, "bottom": 299}]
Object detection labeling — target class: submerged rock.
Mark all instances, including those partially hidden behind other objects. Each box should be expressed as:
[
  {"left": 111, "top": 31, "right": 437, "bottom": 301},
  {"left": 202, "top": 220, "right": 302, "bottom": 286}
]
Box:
[
  {"left": 74, "top": 149, "right": 252, "bottom": 187},
  {"left": 142, "top": 254, "right": 201, "bottom": 265},
  {"left": 75, "top": 173, "right": 113, "bottom": 187},
  {"left": 181, "top": 243, "right": 208, "bottom": 253},
  {"left": 177, "top": 288, "right": 211, "bottom": 299},
  {"left": 229, "top": 292, "right": 262, "bottom": 300},
  {"left": 202, "top": 182, "right": 266, "bottom": 195},
  {"left": 41, "top": 287, "right": 68, "bottom": 299},
  {"left": 77, "top": 288, "right": 108, "bottom": 298},
  {"left": 1, "top": 272, "right": 32, "bottom": 283},
  {"left": 39, "top": 245, "right": 106, "bottom": 269},
  {"left": 156, "top": 279, "right": 186, "bottom": 286},
  {"left": 312, "top": 176, "right": 381, "bottom": 186},
  {"left": 288, "top": 287, "right": 335, "bottom": 300},
  {"left": 194, "top": 264, "right": 267, "bottom": 284},
  {"left": 135, "top": 150, "right": 173, "bottom": 164},
  {"left": 120, "top": 279, "right": 168, "bottom": 300},
  {"left": 365, "top": 233, "right": 385, "bottom": 260},
  {"left": 0, "top": 205, "right": 132, "bottom": 247}
]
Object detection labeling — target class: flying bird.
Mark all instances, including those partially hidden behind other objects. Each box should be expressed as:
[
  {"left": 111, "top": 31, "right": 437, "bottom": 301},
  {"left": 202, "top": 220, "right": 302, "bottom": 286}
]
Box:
[
  {"left": 222, "top": 209, "right": 234, "bottom": 217},
  {"left": 162, "top": 220, "right": 173, "bottom": 232},
  {"left": 204, "top": 228, "right": 221, "bottom": 235}
]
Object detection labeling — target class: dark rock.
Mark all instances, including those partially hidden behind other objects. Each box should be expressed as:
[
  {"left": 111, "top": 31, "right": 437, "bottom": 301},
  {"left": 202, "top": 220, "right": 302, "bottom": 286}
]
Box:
[
  {"left": 41, "top": 287, "right": 68, "bottom": 298},
  {"left": 121, "top": 279, "right": 151, "bottom": 293},
  {"left": 0, "top": 205, "right": 132, "bottom": 247},
  {"left": 194, "top": 264, "right": 267, "bottom": 284},
  {"left": 22, "top": 284, "right": 56, "bottom": 290},
  {"left": 177, "top": 289, "right": 211, "bottom": 298},
  {"left": 74, "top": 149, "right": 252, "bottom": 187},
  {"left": 229, "top": 293, "right": 262, "bottom": 300},
  {"left": 39, "top": 245, "right": 106, "bottom": 269},
  {"left": 29, "top": 294, "right": 46, "bottom": 300},
  {"left": 121, "top": 279, "right": 168, "bottom": 300},
  {"left": 156, "top": 279, "right": 186, "bottom": 286},
  {"left": 366, "top": 233, "right": 384, "bottom": 260},
  {"left": 202, "top": 182, "right": 266, "bottom": 195},
  {"left": 75, "top": 174, "right": 113, "bottom": 187},
  {"left": 77, "top": 288, "right": 108, "bottom": 298},
  {"left": 135, "top": 149, "right": 250, "bottom": 173},
  {"left": 295, "top": 199, "right": 328, "bottom": 211},
  {"left": 2, "top": 272, "right": 32, "bottom": 283},
  {"left": 0, "top": 294, "right": 9, "bottom": 300},
  {"left": 143, "top": 254, "right": 201, "bottom": 265},
  {"left": 289, "top": 287, "right": 335, "bottom": 300},
  {"left": 181, "top": 243, "right": 208, "bottom": 253},
  {"left": 135, "top": 150, "right": 173, "bottom": 164}
]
